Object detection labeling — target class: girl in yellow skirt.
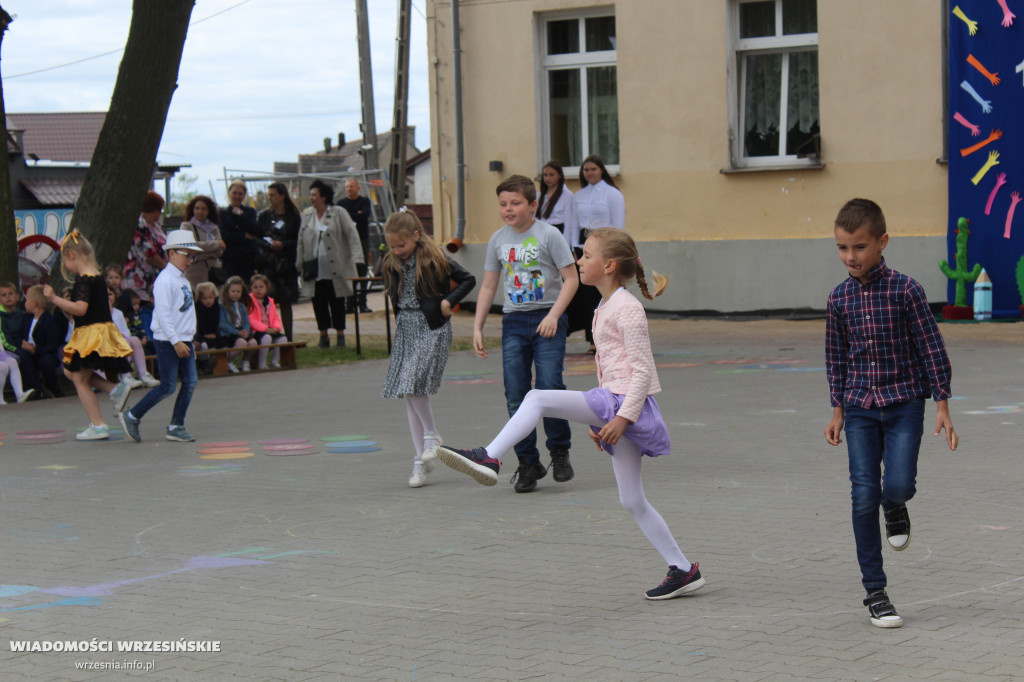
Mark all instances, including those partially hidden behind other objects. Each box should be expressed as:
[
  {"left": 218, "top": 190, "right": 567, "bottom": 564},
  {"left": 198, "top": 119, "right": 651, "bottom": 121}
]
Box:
[{"left": 44, "top": 230, "right": 134, "bottom": 440}]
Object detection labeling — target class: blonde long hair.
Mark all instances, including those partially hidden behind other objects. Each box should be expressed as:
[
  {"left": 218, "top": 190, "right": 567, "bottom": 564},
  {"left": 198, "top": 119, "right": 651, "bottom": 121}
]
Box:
[
  {"left": 380, "top": 211, "right": 450, "bottom": 299},
  {"left": 587, "top": 228, "right": 668, "bottom": 299}
]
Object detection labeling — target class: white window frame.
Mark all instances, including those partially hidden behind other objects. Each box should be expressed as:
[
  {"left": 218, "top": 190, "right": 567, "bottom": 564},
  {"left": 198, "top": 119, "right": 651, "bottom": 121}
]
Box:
[
  {"left": 535, "top": 7, "right": 619, "bottom": 177},
  {"left": 728, "top": 0, "right": 820, "bottom": 170}
]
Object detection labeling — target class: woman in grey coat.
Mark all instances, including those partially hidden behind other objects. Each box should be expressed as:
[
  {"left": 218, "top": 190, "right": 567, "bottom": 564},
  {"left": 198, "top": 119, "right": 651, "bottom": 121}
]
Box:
[{"left": 295, "top": 179, "right": 364, "bottom": 348}]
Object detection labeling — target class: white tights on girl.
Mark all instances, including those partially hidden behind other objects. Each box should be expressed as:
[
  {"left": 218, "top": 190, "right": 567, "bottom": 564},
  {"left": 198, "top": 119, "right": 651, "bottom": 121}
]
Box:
[
  {"left": 484, "top": 389, "right": 690, "bottom": 570},
  {"left": 405, "top": 394, "right": 440, "bottom": 462},
  {"left": 256, "top": 333, "right": 287, "bottom": 368},
  {"left": 0, "top": 354, "right": 28, "bottom": 403}
]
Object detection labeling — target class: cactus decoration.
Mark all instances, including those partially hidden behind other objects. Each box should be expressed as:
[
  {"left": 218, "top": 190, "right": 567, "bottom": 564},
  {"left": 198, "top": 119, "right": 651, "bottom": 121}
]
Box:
[
  {"left": 939, "top": 217, "right": 983, "bottom": 308},
  {"left": 1016, "top": 254, "right": 1024, "bottom": 307}
]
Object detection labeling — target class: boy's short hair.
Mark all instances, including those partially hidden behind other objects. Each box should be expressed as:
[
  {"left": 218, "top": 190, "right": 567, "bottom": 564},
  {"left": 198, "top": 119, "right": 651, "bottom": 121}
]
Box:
[
  {"left": 125, "top": 289, "right": 142, "bottom": 301},
  {"left": 25, "top": 285, "right": 48, "bottom": 307},
  {"left": 0, "top": 281, "right": 17, "bottom": 293},
  {"left": 835, "top": 198, "right": 887, "bottom": 238},
  {"left": 496, "top": 175, "right": 537, "bottom": 203}
]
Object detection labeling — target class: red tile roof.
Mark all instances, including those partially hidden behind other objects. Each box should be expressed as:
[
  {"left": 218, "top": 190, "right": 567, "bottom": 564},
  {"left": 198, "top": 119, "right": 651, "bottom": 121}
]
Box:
[{"left": 6, "top": 112, "right": 106, "bottom": 163}]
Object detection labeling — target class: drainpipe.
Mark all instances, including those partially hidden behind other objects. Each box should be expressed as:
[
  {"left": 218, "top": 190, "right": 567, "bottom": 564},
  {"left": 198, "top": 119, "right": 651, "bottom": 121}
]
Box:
[{"left": 446, "top": 0, "right": 466, "bottom": 252}]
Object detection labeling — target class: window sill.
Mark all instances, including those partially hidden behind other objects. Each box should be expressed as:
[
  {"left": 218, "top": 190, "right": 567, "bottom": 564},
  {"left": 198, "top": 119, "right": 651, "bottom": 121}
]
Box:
[{"left": 720, "top": 162, "right": 825, "bottom": 174}]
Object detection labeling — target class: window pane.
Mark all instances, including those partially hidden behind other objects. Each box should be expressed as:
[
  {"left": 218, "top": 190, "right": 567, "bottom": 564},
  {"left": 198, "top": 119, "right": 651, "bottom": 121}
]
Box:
[
  {"left": 740, "top": 1, "right": 775, "bottom": 38},
  {"left": 786, "top": 50, "right": 819, "bottom": 155},
  {"left": 585, "top": 16, "right": 616, "bottom": 51},
  {"left": 782, "top": 0, "right": 817, "bottom": 34},
  {"left": 549, "top": 69, "right": 582, "bottom": 166},
  {"left": 743, "top": 53, "right": 782, "bottom": 157},
  {"left": 547, "top": 19, "right": 579, "bottom": 55},
  {"left": 587, "top": 66, "right": 619, "bottom": 165}
]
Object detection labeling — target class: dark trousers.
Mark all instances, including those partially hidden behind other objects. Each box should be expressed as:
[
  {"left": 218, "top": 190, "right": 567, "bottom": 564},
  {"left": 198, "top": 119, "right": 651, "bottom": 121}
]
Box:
[
  {"left": 313, "top": 279, "right": 347, "bottom": 332},
  {"left": 17, "top": 349, "right": 62, "bottom": 396},
  {"left": 347, "top": 262, "right": 369, "bottom": 310}
]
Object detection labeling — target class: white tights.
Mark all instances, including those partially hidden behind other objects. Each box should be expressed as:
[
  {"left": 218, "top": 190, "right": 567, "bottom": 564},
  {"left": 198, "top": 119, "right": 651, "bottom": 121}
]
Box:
[
  {"left": 484, "top": 389, "right": 690, "bottom": 570},
  {"left": 405, "top": 394, "right": 439, "bottom": 462},
  {"left": 1, "top": 355, "right": 26, "bottom": 401}
]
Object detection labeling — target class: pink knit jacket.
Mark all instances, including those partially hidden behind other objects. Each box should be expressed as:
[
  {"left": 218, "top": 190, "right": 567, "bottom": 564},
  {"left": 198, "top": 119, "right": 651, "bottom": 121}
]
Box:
[{"left": 592, "top": 288, "right": 661, "bottom": 422}]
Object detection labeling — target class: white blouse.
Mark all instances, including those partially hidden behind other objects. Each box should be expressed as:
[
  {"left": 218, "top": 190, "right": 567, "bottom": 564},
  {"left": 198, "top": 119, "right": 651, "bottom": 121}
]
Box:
[
  {"left": 538, "top": 184, "right": 576, "bottom": 248},
  {"left": 571, "top": 181, "right": 626, "bottom": 246}
]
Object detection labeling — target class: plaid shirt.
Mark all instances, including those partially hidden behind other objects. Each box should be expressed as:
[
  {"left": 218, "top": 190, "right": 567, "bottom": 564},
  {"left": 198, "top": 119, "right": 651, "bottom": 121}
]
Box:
[{"left": 826, "top": 258, "right": 951, "bottom": 409}]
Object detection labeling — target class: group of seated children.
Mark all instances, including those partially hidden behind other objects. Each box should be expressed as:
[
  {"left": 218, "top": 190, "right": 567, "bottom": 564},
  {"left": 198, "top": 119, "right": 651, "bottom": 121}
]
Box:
[
  {"left": 0, "top": 268, "right": 289, "bottom": 404},
  {"left": 194, "top": 274, "right": 287, "bottom": 373}
]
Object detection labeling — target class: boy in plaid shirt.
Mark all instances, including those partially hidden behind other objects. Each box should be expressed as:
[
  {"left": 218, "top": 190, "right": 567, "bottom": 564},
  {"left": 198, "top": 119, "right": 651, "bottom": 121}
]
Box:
[{"left": 824, "top": 198, "right": 959, "bottom": 629}]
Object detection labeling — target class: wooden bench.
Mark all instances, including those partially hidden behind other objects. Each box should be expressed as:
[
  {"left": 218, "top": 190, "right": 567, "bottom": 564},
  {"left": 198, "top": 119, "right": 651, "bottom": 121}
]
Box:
[{"left": 145, "top": 341, "right": 307, "bottom": 377}]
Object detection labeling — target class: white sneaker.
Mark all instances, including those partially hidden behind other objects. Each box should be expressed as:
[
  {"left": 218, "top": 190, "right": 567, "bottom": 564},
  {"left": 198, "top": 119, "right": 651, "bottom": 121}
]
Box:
[
  {"left": 408, "top": 461, "right": 431, "bottom": 488},
  {"left": 421, "top": 434, "right": 443, "bottom": 463},
  {"left": 76, "top": 423, "right": 110, "bottom": 440},
  {"left": 227, "top": 362, "right": 240, "bottom": 374},
  {"left": 109, "top": 381, "right": 132, "bottom": 416},
  {"left": 140, "top": 372, "right": 160, "bottom": 388},
  {"left": 241, "top": 361, "right": 251, "bottom": 372},
  {"left": 121, "top": 373, "right": 144, "bottom": 389},
  {"left": 16, "top": 388, "right": 36, "bottom": 403},
  {"left": 268, "top": 360, "right": 281, "bottom": 369}
]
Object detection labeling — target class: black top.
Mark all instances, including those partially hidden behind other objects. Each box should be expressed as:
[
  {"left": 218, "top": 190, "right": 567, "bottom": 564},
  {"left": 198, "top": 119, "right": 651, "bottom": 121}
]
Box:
[
  {"left": 387, "top": 256, "right": 476, "bottom": 330},
  {"left": 71, "top": 274, "right": 114, "bottom": 327},
  {"left": 337, "top": 195, "right": 373, "bottom": 244},
  {"left": 195, "top": 300, "right": 222, "bottom": 339},
  {"left": 219, "top": 204, "right": 260, "bottom": 280},
  {"left": 256, "top": 208, "right": 301, "bottom": 279}
]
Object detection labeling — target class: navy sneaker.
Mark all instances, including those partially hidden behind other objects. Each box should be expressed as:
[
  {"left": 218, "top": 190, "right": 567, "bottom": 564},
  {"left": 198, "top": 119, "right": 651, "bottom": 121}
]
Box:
[
  {"left": 119, "top": 410, "right": 142, "bottom": 443},
  {"left": 437, "top": 446, "right": 500, "bottom": 486},
  {"left": 645, "top": 562, "right": 705, "bottom": 600}
]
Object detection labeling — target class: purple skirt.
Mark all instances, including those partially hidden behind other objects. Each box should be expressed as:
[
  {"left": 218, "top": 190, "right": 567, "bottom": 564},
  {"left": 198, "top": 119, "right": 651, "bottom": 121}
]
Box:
[{"left": 584, "top": 387, "right": 671, "bottom": 457}]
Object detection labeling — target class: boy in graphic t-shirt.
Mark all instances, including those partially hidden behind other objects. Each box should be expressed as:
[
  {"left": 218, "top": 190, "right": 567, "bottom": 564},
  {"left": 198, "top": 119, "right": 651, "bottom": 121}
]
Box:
[{"left": 473, "top": 175, "right": 579, "bottom": 493}]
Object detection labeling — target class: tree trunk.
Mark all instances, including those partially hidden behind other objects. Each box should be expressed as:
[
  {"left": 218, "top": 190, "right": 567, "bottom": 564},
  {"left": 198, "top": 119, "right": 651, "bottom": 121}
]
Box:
[
  {"left": 0, "top": 6, "right": 18, "bottom": 287},
  {"left": 69, "top": 0, "right": 194, "bottom": 278}
]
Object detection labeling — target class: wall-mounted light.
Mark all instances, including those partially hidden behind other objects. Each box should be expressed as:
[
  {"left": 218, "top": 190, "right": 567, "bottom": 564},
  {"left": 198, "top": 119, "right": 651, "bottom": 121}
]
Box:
[{"left": 489, "top": 160, "right": 503, "bottom": 172}]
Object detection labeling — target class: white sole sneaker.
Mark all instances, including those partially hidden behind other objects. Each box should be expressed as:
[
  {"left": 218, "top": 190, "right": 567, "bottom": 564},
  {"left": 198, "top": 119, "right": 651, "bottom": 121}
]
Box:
[{"left": 421, "top": 435, "right": 443, "bottom": 463}]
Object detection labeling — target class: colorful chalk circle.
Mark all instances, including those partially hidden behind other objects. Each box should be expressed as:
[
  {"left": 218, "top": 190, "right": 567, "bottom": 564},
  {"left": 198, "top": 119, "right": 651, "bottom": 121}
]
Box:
[
  {"left": 326, "top": 445, "right": 382, "bottom": 453},
  {"left": 261, "top": 443, "right": 320, "bottom": 451},
  {"left": 16, "top": 429, "right": 63, "bottom": 435},
  {"left": 197, "top": 441, "right": 250, "bottom": 448},
  {"left": 199, "top": 452, "right": 255, "bottom": 460},
  {"left": 318, "top": 440, "right": 376, "bottom": 448},
  {"left": 257, "top": 438, "right": 310, "bottom": 445},
  {"left": 263, "top": 448, "right": 319, "bottom": 456},
  {"left": 16, "top": 435, "right": 66, "bottom": 444},
  {"left": 320, "top": 435, "right": 369, "bottom": 442},
  {"left": 197, "top": 446, "right": 254, "bottom": 455}
]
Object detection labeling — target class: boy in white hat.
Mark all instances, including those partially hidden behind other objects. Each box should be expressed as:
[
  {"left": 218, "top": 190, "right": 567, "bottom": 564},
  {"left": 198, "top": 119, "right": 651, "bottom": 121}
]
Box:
[{"left": 119, "top": 230, "right": 203, "bottom": 442}]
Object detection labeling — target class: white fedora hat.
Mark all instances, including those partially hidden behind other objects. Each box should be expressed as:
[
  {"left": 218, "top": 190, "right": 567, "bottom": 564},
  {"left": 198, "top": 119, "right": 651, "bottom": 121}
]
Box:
[{"left": 163, "top": 229, "right": 204, "bottom": 252}]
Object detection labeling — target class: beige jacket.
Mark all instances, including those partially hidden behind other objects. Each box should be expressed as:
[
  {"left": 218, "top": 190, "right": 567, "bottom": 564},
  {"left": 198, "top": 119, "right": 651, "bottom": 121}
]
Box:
[{"left": 295, "top": 205, "right": 364, "bottom": 298}]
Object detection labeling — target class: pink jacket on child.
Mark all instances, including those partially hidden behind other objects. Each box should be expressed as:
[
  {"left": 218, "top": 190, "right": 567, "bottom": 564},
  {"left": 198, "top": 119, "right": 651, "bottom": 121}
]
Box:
[
  {"left": 247, "top": 294, "right": 282, "bottom": 334},
  {"left": 591, "top": 287, "right": 662, "bottom": 423}
]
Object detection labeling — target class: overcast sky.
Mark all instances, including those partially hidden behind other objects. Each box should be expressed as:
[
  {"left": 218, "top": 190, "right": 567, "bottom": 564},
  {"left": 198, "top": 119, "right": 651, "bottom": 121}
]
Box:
[{"left": 2, "top": 0, "right": 431, "bottom": 203}]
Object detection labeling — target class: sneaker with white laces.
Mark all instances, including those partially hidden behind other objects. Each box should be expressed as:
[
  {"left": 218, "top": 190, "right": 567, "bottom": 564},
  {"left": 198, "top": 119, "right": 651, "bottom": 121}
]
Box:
[
  {"left": 140, "top": 372, "right": 160, "bottom": 388},
  {"left": 645, "top": 562, "right": 705, "bottom": 600},
  {"left": 241, "top": 360, "right": 251, "bottom": 372},
  {"left": 421, "top": 434, "right": 443, "bottom": 463},
  {"left": 76, "top": 423, "right": 110, "bottom": 441},
  {"left": 408, "top": 461, "right": 433, "bottom": 488},
  {"left": 166, "top": 425, "right": 195, "bottom": 442},
  {"left": 109, "top": 381, "right": 132, "bottom": 416},
  {"left": 437, "top": 446, "right": 500, "bottom": 486},
  {"left": 884, "top": 505, "right": 911, "bottom": 550},
  {"left": 119, "top": 411, "right": 142, "bottom": 443},
  {"left": 864, "top": 589, "right": 903, "bottom": 628}
]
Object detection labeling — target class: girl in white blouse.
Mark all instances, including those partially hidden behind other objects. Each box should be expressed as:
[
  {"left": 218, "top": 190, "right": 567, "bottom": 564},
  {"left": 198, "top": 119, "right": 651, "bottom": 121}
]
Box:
[{"left": 536, "top": 161, "right": 576, "bottom": 249}]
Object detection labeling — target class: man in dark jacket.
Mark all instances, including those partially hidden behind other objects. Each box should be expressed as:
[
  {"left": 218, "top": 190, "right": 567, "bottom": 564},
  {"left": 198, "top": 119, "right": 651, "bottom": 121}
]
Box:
[{"left": 337, "top": 178, "right": 374, "bottom": 313}]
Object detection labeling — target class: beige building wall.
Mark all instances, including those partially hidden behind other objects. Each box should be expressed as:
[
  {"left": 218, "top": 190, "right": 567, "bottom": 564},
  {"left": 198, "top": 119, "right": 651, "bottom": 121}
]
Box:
[{"left": 427, "top": 0, "right": 949, "bottom": 311}]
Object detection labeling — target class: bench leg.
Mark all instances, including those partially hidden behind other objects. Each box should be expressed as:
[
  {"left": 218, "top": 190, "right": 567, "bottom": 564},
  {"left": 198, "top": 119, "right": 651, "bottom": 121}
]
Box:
[{"left": 279, "top": 346, "right": 296, "bottom": 369}]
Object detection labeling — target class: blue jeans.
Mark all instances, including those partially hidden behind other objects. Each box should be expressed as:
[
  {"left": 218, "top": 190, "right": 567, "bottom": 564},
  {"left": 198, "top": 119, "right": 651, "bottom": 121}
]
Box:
[
  {"left": 844, "top": 398, "right": 925, "bottom": 591},
  {"left": 501, "top": 310, "right": 572, "bottom": 464},
  {"left": 129, "top": 340, "right": 197, "bottom": 427}
]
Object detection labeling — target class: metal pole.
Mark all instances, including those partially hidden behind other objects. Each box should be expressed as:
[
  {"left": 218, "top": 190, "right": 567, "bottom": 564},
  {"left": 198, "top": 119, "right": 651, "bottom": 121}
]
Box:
[
  {"left": 389, "top": 0, "right": 412, "bottom": 204},
  {"left": 355, "top": 0, "right": 379, "bottom": 170},
  {"left": 451, "top": 0, "right": 466, "bottom": 248}
]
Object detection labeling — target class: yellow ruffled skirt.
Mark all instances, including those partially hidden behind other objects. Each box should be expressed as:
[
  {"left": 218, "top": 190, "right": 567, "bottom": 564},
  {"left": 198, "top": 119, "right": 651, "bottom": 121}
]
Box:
[{"left": 63, "top": 322, "right": 133, "bottom": 374}]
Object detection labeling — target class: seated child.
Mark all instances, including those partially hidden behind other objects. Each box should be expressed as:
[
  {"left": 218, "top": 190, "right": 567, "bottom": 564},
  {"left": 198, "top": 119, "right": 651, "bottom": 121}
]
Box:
[
  {"left": 108, "top": 287, "right": 159, "bottom": 388},
  {"left": 15, "top": 285, "right": 62, "bottom": 398},
  {"left": 118, "top": 288, "right": 151, "bottom": 350},
  {"left": 218, "top": 276, "right": 258, "bottom": 372},
  {"left": 0, "top": 283, "right": 34, "bottom": 404},
  {"left": 247, "top": 274, "right": 287, "bottom": 369}
]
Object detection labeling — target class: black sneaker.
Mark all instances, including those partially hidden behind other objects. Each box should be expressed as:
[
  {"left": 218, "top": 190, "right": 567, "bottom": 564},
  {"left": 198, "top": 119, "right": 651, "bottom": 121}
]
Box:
[
  {"left": 645, "top": 562, "right": 705, "bottom": 600},
  {"left": 511, "top": 460, "right": 547, "bottom": 493},
  {"left": 437, "top": 446, "right": 500, "bottom": 486},
  {"left": 549, "top": 447, "right": 574, "bottom": 483},
  {"left": 883, "top": 505, "right": 911, "bottom": 550},
  {"left": 864, "top": 589, "right": 903, "bottom": 628}
]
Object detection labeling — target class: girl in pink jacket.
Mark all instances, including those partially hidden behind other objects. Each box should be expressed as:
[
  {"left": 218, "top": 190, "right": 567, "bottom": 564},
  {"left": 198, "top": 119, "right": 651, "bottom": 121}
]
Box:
[
  {"left": 247, "top": 274, "right": 286, "bottom": 369},
  {"left": 438, "top": 228, "right": 703, "bottom": 601}
]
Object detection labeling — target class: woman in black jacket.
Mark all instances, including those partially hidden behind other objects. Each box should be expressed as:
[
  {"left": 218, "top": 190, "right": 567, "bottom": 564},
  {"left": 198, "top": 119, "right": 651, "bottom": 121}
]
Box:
[
  {"left": 256, "top": 182, "right": 301, "bottom": 340},
  {"left": 219, "top": 180, "right": 260, "bottom": 281}
]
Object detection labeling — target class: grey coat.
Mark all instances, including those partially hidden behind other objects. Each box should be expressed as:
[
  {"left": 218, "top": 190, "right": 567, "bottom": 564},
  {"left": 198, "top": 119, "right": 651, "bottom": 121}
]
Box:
[{"left": 295, "top": 205, "right": 365, "bottom": 298}]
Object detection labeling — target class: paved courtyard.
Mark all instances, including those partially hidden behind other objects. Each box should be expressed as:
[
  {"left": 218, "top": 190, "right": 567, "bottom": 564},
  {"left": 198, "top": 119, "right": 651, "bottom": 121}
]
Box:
[{"left": 1, "top": 306, "right": 1022, "bottom": 680}]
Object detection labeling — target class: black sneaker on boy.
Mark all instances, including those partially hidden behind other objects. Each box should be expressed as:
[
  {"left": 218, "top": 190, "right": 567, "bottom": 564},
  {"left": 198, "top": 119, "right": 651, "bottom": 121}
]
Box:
[
  {"left": 645, "top": 562, "right": 705, "bottom": 600},
  {"left": 549, "top": 447, "right": 574, "bottom": 482},
  {"left": 864, "top": 589, "right": 903, "bottom": 628},
  {"left": 884, "top": 505, "right": 911, "bottom": 550},
  {"left": 437, "top": 446, "right": 500, "bottom": 486},
  {"left": 511, "top": 459, "right": 547, "bottom": 493}
]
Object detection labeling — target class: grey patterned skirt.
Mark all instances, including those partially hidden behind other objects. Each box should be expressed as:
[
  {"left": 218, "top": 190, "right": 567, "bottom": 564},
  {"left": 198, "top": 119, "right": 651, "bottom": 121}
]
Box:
[{"left": 381, "top": 309, "right": 453, "bottom": 398}]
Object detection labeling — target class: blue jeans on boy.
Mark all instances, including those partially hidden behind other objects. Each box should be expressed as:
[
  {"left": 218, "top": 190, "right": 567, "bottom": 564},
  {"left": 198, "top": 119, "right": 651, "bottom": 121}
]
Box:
[
  {"left": 844, "top": 398, "right": 925, "bottom": 591},
  {"left": 501, "top": 310, "right": 571, "bottom": 465},
  {"left": 129, "top": 340, "right": 197, "bottom": 427}
]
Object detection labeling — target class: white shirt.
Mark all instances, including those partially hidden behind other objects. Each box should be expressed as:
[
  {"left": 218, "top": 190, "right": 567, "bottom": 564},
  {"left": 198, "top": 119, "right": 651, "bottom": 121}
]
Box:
[
  {"left": 538, "top": 184, "right": 576, "bottom": 248},
  {"left": 150, "top": 262, "right": 197, "bottom": 344},
  {"left": 110, "top": 307, "right": 132, "bottom": 340},
  {"left": 572, "top": 181, "right": 626, "bottom": 246}
]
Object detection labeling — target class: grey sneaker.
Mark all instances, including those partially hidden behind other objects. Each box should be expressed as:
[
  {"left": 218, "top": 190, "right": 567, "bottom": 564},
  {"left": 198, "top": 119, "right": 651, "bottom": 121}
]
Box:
[
  {"left": 109, "top": 381, "right": 132, "bottom": 416},
  {"left": 166, "top": 425, "right": 195, "bottom": 442},
  {"left": 119, "top": 411, "right": 142, "bottom": 443},
  {"left": 76, "top": 423, "right": 110, "bottom": 441}
]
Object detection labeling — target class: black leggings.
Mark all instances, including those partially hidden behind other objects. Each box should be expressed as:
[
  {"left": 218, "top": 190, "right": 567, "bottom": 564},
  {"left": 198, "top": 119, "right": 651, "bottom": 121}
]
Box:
[{"left": 313, "top": 279, "right": 346, "bottom": 332}]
